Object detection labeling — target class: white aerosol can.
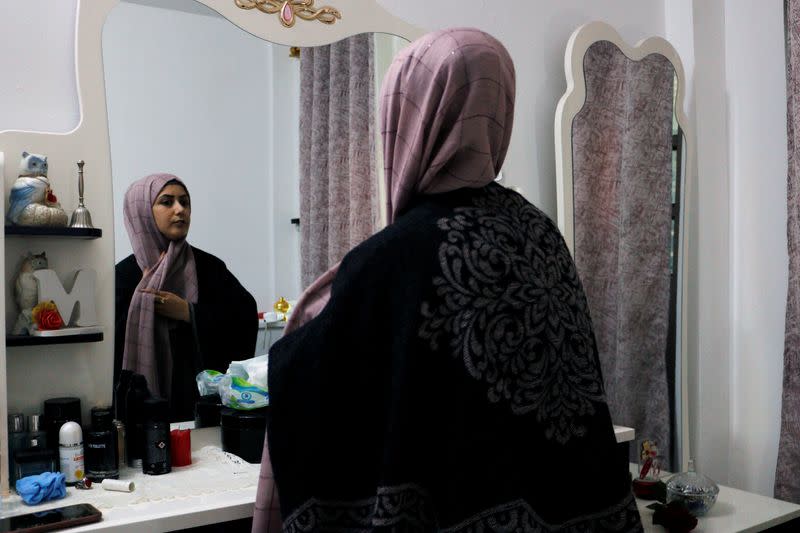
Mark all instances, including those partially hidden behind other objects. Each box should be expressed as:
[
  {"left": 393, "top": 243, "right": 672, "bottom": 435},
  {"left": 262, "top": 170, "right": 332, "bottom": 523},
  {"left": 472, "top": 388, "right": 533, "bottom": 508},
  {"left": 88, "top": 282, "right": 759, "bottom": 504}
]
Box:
[{"left": 59, "top": 421, "right": 85, "bottom": 485}]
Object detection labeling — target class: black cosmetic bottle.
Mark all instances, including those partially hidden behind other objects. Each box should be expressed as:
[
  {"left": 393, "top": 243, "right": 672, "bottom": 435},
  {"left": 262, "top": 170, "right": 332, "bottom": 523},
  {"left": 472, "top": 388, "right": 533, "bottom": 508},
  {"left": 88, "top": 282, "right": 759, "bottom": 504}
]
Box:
[
  {"left": 43, "top": 397, "right": 81, "bottom": 451},
  {"left": 125, "top": 374, "right": 150, "bottom": 468},
  {"left": 142, "top": 397, "right": 171, "bottom": 475},
  {"left": 115, "top": 370, "right": 133, "bottom": 421},
  {"left": 85, "top": 406, "right": 119, "bottom": 481}
]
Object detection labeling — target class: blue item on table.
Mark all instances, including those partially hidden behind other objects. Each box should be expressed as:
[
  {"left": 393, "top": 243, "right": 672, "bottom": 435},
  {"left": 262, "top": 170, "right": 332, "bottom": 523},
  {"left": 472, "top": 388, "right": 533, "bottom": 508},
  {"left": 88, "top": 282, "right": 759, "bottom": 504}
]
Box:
[{"left": 15, "top": 471, "right": 66, "bottom": 505}]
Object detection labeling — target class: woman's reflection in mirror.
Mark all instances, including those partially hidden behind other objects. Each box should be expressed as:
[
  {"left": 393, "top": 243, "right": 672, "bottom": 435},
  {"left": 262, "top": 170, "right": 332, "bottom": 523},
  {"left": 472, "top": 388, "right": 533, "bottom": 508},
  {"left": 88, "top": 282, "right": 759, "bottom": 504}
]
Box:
[{"left": 114, "top": 174, "right": 258, "bottom": 422}]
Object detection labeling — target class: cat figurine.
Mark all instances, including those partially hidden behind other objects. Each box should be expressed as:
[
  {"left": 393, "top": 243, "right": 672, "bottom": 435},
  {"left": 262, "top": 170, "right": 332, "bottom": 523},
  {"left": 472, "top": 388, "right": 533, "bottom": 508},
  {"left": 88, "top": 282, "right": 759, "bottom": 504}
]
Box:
[
  {"left": 7, "top": 152, "right": 51, "bottom": 225},
  {"left": 11, "top": 251, "right": 49, "bottom": 335}
]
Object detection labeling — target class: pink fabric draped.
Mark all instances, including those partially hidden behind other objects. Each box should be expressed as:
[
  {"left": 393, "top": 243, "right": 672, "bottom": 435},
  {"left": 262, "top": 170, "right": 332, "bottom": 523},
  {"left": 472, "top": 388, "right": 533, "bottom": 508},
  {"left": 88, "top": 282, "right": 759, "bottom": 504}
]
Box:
[
  {"left": 380, "top": 29, "right": 515, "bottom": 224},
  {"left": 122, "top": 173, "right": 198, "bottom": 398},
  {"left": 255, "top": 28, "right": 515, "bottom": 530}
]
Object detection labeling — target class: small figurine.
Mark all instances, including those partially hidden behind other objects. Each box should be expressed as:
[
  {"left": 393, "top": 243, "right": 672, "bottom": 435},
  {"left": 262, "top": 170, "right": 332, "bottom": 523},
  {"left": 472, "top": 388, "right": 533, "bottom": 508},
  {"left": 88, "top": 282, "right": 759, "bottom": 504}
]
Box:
[
  {"left": 639, "top": 439, "right": 661, "bottom": 479},
  {"left": 11, "top": 252, "right": 49, "bottom": 335},
  {"left": 7, "top": 152, "right": 68, "bottom": 227},
  {"left": 273, "top": 296, "right": 291, "bottom": 321},
  {"left": 7, "top": 152, "right": 50, "bottom": 225},
  {"left": 632, "top": 438, "right": 664, "bottom": 500}
]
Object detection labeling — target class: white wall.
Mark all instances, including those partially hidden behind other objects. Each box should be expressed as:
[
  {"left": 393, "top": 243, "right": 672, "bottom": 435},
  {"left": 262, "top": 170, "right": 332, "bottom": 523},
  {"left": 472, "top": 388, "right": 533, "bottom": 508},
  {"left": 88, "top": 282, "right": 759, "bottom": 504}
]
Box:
[
  {"left": 725, "top": 0, "right": 788, "bottom": 496},
  {"left": 269, "top": 44, "right": 302, "bottom": 301},
  {"left": 666, "top": 0, "right": 734, "bottom": 487},
  {"left": 665, "top": 0, "right": 790, "bottom": 498}
]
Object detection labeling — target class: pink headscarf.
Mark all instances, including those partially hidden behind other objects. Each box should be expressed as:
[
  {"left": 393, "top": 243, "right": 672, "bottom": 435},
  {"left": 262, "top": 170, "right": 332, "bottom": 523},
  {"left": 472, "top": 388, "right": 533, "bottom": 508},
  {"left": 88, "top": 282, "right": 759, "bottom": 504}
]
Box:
[
  {"left": 284, "top": 28, "right": 516, "bottom": 333},
  {"left": 122, "top": 173, "right": 199, "bottom": 398}
]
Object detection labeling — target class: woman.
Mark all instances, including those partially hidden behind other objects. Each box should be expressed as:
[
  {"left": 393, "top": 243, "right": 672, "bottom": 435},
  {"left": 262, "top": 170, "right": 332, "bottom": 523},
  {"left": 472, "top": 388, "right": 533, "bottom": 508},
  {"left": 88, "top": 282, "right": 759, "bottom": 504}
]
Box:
[
  {"left": 254, "top": 29, "right": 641, "bottom": 532},
  {"left": 114, "top": 173, "right": 258, "bottom": 422}
]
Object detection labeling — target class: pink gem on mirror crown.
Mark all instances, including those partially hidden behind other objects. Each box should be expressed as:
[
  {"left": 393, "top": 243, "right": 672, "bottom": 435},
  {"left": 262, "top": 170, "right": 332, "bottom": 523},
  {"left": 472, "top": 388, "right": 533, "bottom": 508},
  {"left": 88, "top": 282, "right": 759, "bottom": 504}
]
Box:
[{"left": 280, "top": 1, "right": 295, "bottom": 27}]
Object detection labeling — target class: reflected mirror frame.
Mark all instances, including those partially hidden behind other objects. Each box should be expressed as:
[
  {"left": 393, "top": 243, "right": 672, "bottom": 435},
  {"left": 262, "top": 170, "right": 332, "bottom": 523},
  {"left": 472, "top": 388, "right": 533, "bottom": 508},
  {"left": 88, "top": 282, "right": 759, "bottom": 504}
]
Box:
[
  {"left": 100, "top": 0, "right": 425, "bottom": 338},
  {"left": 553, "top": 21, "right": 694, "bottom": 472}
]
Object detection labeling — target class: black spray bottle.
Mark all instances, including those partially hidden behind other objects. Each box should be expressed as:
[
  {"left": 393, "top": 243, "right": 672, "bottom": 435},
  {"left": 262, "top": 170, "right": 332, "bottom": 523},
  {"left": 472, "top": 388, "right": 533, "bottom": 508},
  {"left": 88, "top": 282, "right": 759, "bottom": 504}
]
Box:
[
  {"left": 85, "top": 406, "right": 119, "bottom": 481},
  {"left": 142, "top": 397, "right": 171, "bottom": 475},
  {"left": 124, "top": 374, "right": 150, "bottom": 468}
]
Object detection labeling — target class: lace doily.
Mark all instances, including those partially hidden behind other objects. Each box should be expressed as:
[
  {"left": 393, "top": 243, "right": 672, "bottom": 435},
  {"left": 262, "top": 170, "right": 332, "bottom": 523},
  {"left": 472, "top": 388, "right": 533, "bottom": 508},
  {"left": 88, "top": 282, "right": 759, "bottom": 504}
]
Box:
[{"left": 1, "top": 446, "right": 260, "bottom": 515}]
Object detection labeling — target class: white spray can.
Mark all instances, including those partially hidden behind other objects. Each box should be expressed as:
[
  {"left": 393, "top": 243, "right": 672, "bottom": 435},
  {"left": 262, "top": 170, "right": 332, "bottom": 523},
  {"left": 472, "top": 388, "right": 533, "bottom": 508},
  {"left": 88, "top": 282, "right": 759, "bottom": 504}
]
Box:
[{"left": 59, "top": 421, "right": 85, "bottom": 484}]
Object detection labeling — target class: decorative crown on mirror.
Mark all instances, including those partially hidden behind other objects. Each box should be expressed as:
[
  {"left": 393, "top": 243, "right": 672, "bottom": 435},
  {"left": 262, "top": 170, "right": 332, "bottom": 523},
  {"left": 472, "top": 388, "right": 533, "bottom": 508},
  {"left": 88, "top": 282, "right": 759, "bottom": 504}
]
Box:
[{"left": 234, "top": 0, "right": 342, "bottom": 28}]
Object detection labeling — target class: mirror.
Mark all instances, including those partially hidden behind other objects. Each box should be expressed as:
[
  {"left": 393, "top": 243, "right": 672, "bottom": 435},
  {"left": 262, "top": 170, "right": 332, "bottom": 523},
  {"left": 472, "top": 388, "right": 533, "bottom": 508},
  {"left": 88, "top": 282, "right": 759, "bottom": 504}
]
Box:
[
  {"left": 555, "top": 23, "right": 690, "bottom": 470},
  {"left": 103, "top": 0, "right": 408, "bottom": 419}
]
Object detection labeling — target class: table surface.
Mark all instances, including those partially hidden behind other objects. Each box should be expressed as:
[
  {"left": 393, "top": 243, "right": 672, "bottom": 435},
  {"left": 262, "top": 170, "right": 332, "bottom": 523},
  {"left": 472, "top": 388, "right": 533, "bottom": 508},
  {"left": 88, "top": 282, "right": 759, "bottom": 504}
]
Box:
[
  {"left": 633, "top": 465, "right": 800, "bottom": 532},
  {"left": 3, "top": 427, "right": 799, "bottom": 532},
  {"left": 0, "top": 427, "right": 259, "bottom": 532}
]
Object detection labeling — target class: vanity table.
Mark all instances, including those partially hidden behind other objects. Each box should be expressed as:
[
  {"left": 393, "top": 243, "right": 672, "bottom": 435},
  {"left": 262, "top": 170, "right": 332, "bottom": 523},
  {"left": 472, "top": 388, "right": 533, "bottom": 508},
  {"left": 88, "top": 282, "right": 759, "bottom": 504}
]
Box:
[
  {"left": 631, "top": 464, "right": 800, "bottom": 532},
  {"left": 4, "top": 425, "right": 797, "bottom": 531},
  {"left": 0, "top": 427, "right": 260, "bottom": 531}
]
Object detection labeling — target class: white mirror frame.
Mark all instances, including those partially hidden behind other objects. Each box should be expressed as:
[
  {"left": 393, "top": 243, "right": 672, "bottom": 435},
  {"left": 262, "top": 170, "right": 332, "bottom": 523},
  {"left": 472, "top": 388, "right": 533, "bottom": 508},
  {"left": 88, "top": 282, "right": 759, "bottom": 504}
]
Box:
[
  {"left": 0, "top": 0, "right": 424, "bottom": 497},
  {"left": 554, "top": 21, "right": 693, "bottom": 472}
]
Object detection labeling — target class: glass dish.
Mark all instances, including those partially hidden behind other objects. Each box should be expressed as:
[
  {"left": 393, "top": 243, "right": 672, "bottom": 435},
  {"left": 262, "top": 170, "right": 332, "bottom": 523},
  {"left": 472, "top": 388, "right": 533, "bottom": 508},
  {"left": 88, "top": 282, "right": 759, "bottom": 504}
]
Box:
[{"left": 666, "top": 459, "right": 719, "bottom": 516}]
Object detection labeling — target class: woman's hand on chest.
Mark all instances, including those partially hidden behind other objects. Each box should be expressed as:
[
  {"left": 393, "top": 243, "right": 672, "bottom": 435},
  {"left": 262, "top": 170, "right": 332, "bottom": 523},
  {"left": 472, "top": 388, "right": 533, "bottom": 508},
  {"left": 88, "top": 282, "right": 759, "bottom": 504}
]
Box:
[{"left": 139, "top": 288, "right": 191, "bottom": 323}]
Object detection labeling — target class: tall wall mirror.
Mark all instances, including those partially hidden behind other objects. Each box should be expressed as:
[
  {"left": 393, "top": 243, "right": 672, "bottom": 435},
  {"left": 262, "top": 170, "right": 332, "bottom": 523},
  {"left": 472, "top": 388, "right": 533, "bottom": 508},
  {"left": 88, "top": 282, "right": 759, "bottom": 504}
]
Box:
[{"left": 555, "top": 22, "right": 692, "bottom": 471}]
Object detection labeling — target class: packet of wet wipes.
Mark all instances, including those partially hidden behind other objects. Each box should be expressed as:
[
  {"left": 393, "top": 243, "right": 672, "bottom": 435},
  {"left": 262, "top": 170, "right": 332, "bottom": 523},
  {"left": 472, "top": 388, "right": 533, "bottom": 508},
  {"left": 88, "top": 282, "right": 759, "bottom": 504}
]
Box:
[
  {"left": 218, "top": 374, "right": 269, "bottom": 410},
  {"left": 226, "top": 354, "right": 268, "bottom": 389},
  {"left": 196, "top": 369, "right": 225, "bottom": 396}
]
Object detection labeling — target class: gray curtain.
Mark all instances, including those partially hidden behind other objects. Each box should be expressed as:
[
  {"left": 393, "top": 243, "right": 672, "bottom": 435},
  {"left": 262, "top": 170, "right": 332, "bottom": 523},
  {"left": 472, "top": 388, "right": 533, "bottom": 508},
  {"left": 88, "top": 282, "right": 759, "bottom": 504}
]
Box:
[
  {"left": 299, "top": 34, "right": 378, "bottom": 288},
  {"left": 572, "top": 41, "right": 675, "bottom": 468},
  {"left": 776, "top": 0, "right": 800, "bottom": 503}
]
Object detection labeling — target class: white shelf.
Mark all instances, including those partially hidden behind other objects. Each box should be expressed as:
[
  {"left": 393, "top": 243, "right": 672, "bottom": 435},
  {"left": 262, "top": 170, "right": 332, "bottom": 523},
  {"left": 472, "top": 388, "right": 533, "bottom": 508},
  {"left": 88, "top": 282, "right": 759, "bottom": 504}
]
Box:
[
  {"left": 30, "top": 326, "right": 102, "bottom": 337},
  {"left": 614, "top": 425, "right": 635, "bottom": 444}
]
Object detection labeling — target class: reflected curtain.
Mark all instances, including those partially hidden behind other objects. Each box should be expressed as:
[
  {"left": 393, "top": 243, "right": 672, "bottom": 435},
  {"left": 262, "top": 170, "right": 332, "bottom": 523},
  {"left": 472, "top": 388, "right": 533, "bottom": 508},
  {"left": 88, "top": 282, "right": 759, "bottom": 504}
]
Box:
[
  {"left": 776, "top": 0, "right": 800, "bottom": 503},
  {"left": 299, "top": 34, "right": 378, "bottom": 288},
  {"left": 572, "top": 41, "right": 675, "bottom": 468}
]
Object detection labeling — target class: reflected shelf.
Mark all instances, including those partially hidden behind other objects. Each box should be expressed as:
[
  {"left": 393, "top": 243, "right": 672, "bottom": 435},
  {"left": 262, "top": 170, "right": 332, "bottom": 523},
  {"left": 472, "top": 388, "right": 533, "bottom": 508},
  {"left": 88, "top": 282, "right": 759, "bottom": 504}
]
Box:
[
  {"left": 7, "top": 332, "right": 104, "bottom": 347},
  {"left": 4, "top": 226, "right": 102, "bottom": 239}
]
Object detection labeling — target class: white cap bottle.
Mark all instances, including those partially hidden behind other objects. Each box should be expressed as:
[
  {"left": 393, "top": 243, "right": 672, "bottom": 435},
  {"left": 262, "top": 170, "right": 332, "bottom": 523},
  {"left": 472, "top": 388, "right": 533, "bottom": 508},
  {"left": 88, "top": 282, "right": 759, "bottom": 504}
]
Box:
[{"left": 59, "top": 421, "right": 85, "bottom": 485}]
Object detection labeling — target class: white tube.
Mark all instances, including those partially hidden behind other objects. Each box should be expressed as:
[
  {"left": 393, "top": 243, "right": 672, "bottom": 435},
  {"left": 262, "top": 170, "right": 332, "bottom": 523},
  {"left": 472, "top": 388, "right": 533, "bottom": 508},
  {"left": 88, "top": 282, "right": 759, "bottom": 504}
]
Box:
[{"left": 101, "top": 479, "right": 135, "bottom": 492}]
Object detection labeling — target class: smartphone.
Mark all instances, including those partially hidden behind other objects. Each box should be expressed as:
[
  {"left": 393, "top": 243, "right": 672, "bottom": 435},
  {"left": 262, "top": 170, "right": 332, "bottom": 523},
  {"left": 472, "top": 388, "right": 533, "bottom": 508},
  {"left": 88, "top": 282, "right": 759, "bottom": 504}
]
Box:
[{"left": 0, "top": 503, "right": 102, "bottom": 533}]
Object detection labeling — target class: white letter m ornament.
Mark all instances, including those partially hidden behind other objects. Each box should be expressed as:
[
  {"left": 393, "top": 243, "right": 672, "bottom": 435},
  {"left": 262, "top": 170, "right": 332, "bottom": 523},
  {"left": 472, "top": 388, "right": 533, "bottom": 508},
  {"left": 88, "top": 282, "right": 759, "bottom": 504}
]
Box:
[{"left": 33, "top": 269, "right": 98, "bottom": 326}]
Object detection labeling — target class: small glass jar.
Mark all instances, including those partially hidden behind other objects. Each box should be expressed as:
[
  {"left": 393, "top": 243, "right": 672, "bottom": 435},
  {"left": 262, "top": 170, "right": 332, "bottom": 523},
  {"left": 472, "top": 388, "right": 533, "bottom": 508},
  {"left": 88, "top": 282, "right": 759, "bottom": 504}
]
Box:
[{"left": 666, "top": 459, "right": 720, "bottom": 516}]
